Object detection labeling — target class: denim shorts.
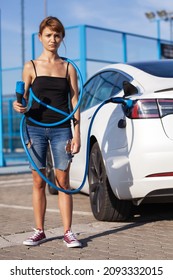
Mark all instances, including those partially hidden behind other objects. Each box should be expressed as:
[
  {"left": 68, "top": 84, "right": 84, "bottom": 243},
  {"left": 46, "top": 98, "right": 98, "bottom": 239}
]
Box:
[{"left": 25, "top": 125, "right": 73, "bottom": 170}]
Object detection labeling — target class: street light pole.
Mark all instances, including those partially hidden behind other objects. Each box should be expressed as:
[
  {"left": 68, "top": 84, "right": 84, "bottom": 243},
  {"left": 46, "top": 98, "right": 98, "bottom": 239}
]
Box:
[
  {"left": 145, "top": 12, "right": 161, "bottom": 58},
  {"left": 44, "top": 0, "right": 47, "bottom": 17},
  {"left": 0, "top": 9, "right": 4, "bottom": 167},
  {"left": 156, "top": 19, "right": 161, "bottom": 40},
  {"left": 145, "top": 12, "right": 161, "bottom": 40},
  {"left": 21, "top": 0, "right": 25, "bottom": 66},
  {"left": 145, "top": 10, "right": 173, "bottom": 42},
  {"left": 157, "top": 10, "right": 173, "bottom": 42},
  {"left": 169, "top": 17, "right": 173, "bottom": 41}
]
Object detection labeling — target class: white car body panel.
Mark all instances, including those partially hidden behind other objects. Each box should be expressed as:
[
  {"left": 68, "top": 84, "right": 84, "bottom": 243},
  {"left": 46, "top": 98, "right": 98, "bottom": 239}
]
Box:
[{"left": 70, "top": 61, "right": 173, "bottom": 203}]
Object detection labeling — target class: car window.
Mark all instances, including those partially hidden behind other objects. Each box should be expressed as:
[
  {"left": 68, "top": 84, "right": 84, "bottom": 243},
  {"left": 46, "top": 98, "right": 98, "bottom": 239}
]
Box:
[
  {"left": 80, "top": 71, "right": 130, "bottom": 112},
  {"left": 80, "top": 75, "right": 100, "bottom": 111}
]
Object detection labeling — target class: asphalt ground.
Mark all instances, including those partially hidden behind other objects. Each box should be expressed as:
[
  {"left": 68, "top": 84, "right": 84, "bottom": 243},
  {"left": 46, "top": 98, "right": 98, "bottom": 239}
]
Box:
[{"left": 1, "top": 167, "right": 173, "bottom": 263}]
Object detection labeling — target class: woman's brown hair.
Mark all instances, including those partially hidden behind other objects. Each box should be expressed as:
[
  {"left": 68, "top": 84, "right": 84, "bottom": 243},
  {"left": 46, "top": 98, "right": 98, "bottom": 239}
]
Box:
[{"left": 39, "top": 16, "right": 65, "bottom": 38}]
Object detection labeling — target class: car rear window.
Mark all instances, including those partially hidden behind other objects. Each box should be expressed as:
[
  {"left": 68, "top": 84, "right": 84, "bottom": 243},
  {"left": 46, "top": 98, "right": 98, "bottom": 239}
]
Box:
[{"left": 128, "top": 60, "right": 173, "bottom": 78}]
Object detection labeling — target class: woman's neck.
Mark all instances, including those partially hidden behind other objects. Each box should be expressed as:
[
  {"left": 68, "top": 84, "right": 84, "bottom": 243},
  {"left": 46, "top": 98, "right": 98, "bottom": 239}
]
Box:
[{"left": 38, "top": 50, "right": 60, "bottom": 62}]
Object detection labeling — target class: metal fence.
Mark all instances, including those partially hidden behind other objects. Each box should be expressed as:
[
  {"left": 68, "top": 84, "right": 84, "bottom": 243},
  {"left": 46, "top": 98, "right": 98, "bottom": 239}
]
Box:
[{"left": 1, "top": 24, "right": 172, "bottom": 166}]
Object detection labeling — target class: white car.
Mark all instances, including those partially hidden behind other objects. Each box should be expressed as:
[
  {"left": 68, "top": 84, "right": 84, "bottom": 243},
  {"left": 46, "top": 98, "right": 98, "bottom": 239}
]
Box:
[{"left": 48, "top": 60, "right": 173, "bottom": 222}]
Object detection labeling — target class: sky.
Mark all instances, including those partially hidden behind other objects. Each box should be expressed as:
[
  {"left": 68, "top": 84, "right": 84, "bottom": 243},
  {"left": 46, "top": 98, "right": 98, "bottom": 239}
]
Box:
[
  {"left": 0, "top": 0, "right": 173, "bottom": 96},
  {"left": 0, "top": 0, "right": 173, "bottom": 68}
]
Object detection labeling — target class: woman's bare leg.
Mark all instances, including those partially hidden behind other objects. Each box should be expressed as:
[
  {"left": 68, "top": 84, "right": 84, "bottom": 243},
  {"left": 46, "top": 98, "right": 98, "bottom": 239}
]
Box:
[
  {"left": 32, "top": 169, "right": 47, "bottom": 231},
  {"left": 55, "top": 166, "right": 73, "bottom": 233}
]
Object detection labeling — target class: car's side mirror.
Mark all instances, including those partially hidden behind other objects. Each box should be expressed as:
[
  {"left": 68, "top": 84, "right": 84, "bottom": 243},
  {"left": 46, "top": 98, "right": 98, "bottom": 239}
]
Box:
[{"left": 123, "top": 81, "right": 138, "bottom": 97}]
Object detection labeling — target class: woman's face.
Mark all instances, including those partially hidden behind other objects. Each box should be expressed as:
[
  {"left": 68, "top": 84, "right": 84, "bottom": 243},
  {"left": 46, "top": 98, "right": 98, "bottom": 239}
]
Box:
[{"left": 39, "top": 27, "right": 63, "bottom": 52}]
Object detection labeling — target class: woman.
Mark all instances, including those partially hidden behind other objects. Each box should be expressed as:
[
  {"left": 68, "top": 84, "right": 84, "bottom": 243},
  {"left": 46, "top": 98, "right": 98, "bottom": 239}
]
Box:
[{"left": 13, "top": 16, "right": 81, "bottom": 248}]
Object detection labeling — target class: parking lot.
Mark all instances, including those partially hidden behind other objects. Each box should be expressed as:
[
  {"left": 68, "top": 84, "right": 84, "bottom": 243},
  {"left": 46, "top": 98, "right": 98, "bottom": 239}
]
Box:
[{"left": 1, "top": 169, "right": 173, "bottom": 261}]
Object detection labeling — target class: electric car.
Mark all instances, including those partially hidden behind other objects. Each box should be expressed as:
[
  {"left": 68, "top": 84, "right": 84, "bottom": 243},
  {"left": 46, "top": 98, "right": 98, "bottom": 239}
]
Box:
[{"left": 47, "top": 60, "right": 173, "bottom": 222}]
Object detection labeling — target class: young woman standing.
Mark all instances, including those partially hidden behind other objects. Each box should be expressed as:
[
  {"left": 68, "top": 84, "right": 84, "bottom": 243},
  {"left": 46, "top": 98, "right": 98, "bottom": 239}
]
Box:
[{"left": 13, "top": 16, "right": 81, "bottom": 248}]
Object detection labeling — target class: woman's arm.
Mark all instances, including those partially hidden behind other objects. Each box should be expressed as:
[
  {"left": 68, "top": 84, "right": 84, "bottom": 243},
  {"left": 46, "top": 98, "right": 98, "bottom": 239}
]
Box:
[
  {"left": 13, "top": 61, "right": 33, "bottom": 113},
  {"left": 68, "top": 63, "right": 81, "bottom": 154}
]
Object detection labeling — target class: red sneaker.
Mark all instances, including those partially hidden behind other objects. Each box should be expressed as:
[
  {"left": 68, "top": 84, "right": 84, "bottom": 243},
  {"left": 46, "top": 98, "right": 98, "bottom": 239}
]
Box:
[
  {"left": 23, "top": 228, "right": 46, "bottom": 246},
  {"left": 63, "top": 230, "right": 82, "bottom": 248}
]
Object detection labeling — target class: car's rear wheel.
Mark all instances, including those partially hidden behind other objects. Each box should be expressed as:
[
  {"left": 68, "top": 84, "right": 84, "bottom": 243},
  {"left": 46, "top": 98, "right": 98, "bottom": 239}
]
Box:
[
  {"left": 46, "top": 145, "right": 58, "bottom": 195},
  {"left": 89, "top": 142, "right": 132, "bottom": 221}
]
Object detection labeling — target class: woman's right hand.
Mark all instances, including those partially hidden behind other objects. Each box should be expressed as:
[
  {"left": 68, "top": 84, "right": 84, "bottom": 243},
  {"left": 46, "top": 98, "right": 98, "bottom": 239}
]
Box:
[{"left": 13, "top": 100, "right": 27, "bottom": 114}]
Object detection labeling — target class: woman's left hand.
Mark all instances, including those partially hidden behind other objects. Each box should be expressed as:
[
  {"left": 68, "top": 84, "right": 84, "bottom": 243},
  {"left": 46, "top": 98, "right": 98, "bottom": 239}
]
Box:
[{"left": 71, "top": 136, "right": 81, "bottom": 154}]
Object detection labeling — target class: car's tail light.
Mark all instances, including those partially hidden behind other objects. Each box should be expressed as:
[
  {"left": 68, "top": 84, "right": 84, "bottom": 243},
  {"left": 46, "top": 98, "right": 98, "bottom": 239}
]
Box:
[
  {"left": 158, "top": 99, "right": 173, "bottom": 117},
  {"left": 125, "top": 99, "right": 173, "bottom": 119}
]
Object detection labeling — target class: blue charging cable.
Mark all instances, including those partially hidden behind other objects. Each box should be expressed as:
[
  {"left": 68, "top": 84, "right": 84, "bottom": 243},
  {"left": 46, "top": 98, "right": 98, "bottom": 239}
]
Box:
[{"left": 17, "top": 57, "right": 133, "bottom": 194}]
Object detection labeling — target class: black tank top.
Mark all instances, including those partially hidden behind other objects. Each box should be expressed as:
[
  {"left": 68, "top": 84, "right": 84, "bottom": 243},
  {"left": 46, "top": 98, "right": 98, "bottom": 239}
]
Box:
[{"left": 26, "top": 60, "right": 71, "bottom": 128}]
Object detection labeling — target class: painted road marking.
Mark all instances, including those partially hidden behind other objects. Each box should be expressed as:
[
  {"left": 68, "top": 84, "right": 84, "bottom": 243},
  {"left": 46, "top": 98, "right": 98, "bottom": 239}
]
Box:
[{"left": 0, "top": 203, "right": 92, "bottom": 216}]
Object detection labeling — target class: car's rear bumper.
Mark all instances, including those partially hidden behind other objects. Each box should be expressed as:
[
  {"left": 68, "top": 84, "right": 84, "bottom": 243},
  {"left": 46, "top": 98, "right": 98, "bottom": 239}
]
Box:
[{"left": 106, "top": 146, "right": 173, "bottom": 200}]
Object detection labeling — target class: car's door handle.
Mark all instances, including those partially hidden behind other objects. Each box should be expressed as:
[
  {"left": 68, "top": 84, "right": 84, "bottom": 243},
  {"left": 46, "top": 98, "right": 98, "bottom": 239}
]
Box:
[{"left": 88, "top": 116, "right": 92, "bottom": 120}]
